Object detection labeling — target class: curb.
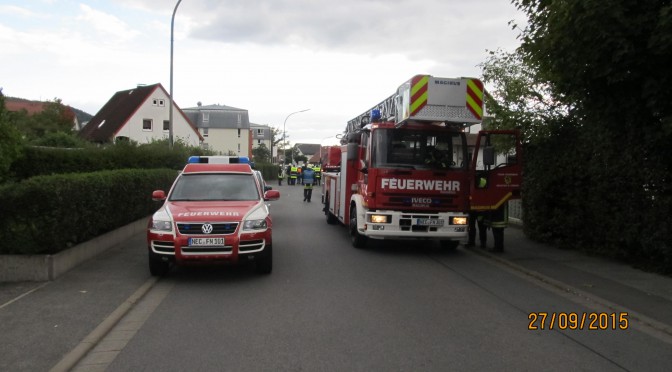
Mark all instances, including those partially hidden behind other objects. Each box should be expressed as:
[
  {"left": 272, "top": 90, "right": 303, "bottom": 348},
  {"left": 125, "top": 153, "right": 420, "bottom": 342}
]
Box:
[{"left": 0, "top": 217, "right": 149, "bottom": 283}]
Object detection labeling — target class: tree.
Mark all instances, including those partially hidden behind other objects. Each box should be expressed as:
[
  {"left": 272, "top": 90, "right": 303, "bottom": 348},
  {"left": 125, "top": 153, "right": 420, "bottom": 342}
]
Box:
[
  {"left": 508, "top": 0, "right": 672, "bottom": 272},
  {"left": 11, "top": 98, "right": 75, "bottom": 141},
  {"left": 252, "top": 143, "right": 271, "bottom": 163},
  {"left": 0, "top": 90, "right": 24, "bottom": 182}
]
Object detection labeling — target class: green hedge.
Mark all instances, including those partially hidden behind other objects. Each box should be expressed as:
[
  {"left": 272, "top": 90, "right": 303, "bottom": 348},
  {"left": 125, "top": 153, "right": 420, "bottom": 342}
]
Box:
[
  {"left": 0, "top": 169, "right": 178, "bottom": 255},
  {"left": 522, "top": 124, "right": 672, "bottom": 275},
  {"left": 9, "top": 142, "right": 212, "bottom": 181}
]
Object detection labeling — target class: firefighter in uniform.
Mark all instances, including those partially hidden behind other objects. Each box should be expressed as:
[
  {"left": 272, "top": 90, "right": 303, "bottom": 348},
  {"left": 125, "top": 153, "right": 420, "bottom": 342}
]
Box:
[
  {"left": 485, "top": 204, "right": 508, "bottom": 252},
  {"left": 468, "top": 174, "right": 508, "bottom": 252},
  {"left": 289, "top": 166, "right": 298, "bottom": 185},
  {"left": 302, "top": 166, "right": 315, "bottom": 202},
  {"left": 313, "top": 165, "right": 322, "bottom": 186},
  {"left": 466, "top": 176, "right": 488, "bottom": 248}
]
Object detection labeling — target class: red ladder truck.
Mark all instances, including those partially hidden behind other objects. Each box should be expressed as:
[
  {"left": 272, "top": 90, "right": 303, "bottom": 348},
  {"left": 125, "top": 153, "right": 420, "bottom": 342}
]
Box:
[{"left": 321, "top": 74, "right": 522, "bottom": 249}]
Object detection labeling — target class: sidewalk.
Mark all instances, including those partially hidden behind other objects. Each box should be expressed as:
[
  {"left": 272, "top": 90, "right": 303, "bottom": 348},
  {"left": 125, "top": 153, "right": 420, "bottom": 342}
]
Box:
[{"left": 470, "top": 225, "right": 672, "bottom": 335}]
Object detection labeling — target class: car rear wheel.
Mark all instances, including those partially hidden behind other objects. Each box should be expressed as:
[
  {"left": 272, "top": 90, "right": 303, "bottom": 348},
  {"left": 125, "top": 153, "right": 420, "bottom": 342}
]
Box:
[{"left": 148, "top": 251, "right": 170, "bottom": 276}]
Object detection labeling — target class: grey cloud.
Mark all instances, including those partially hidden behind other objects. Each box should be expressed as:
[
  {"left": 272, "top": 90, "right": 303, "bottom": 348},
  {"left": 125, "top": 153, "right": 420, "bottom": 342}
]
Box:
[{"left": 172, "top": 0, "right": 522, "bottom": 61}]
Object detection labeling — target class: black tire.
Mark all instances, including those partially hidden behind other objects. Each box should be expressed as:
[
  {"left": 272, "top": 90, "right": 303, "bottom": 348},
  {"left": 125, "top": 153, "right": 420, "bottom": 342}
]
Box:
[
  {"left": 349, "top": 205, "right": 368, "bottom": 249},
  {"left": 256, "top": 244, "right": 273, "bottom": 274},
  {"left": 148, "top": 251, "right": 170, "bottom": 276},
  {"left": 325, "top": 194, "right": 338, "bottom": 225},
  {"left": 440, "top": 240, "right": 459, "bottom": 251}
]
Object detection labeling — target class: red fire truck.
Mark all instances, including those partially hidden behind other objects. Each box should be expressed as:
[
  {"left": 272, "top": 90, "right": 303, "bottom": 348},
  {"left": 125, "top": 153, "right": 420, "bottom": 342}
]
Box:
[{"left": 321, "top": 74, "right": 522, "bottom": 249}]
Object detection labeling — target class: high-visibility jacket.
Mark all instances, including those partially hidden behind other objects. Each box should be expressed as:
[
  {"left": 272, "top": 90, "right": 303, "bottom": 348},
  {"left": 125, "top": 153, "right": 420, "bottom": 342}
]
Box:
[
  {"left": 313, "top": 166, "right": 321, "bottom": 179},
  {"left": 290, "top": 167, "right": 298, "bottom": 179}
]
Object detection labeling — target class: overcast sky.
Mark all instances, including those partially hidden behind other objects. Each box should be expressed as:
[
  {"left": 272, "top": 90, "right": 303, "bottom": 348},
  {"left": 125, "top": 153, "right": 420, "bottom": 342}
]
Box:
[{"left": 0, "top": 0, "right": 526, "bottom": 146}]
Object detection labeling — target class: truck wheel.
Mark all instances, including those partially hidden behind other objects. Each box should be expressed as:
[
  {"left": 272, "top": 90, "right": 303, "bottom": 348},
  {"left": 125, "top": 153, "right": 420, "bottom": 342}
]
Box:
[
  {"left": 256, "top": 244, "right": 273, "bottom": 274},
  {"left": 440, "top": 240, "right": 459, "bottom": 251},
  {"left": 325, "top": 194, "right": 338, "bottom": 225},
  {"left": 148, "top": 251, "right": 170, "bottom": 276},
  {"left": 349, "top": 206, "right": 368, "bottom": 249}
]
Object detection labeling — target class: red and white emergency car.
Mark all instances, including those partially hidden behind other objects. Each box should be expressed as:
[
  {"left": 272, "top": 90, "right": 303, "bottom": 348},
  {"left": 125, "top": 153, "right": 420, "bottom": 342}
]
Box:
[{"left": 147, "top": 156, "right": 280, "bottom": 276}]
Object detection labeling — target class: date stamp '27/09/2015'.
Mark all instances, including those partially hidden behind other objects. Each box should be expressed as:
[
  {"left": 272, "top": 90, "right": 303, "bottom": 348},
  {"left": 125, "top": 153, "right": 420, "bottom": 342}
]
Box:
[{"left": 528, "top": 312, "right": 629, "bottom": 331}]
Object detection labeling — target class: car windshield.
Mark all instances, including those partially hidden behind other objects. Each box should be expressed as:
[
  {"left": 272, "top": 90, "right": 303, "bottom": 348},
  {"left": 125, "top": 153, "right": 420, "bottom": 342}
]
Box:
[{"left": 169, "top": 173, "right": 260, "bottom": 201}]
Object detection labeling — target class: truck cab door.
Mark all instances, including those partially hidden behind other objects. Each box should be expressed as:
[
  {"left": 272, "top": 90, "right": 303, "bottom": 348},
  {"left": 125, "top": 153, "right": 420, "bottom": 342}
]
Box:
[{"left": 469, "top": 130, "right": 523, "bottom": 211}]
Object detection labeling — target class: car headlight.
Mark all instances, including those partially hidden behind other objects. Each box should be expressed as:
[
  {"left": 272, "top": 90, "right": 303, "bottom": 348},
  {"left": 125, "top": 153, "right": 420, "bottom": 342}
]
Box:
[
  {"left": 152, "top": 220, "right": 173, "bottom": 231},
  {"left": 243, "top": 219, "right": 267, "bottom": 230}
]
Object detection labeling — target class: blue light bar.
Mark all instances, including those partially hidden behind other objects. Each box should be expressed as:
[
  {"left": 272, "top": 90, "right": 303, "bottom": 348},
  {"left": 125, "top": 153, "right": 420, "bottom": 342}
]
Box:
[
  {"left": 187, "top": 156, "right": 250, "bottom": 164},
  {"left": 371, "top": 109, "right": 382, "bottom": 122}
]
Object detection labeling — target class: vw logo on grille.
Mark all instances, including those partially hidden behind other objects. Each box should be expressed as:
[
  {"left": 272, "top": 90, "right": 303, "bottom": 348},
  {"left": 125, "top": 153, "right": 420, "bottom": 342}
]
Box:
[{"left": 201, "top": 223, "right": 214, "bottom": 234}]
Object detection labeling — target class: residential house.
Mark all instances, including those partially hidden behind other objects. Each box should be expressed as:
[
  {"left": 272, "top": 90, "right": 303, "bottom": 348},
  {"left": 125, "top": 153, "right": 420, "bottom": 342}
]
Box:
[
  {"left": 5, "top": 97, "right": 80, "bottom": 131},
  {"left": 79, "top": 83, "right": 202, "bottom": 146},
  {"left": 250, "top": 123, "right": 274, "bottom": 162},
  {"left": 295, "top": 143, "right": 321, "bottom": 165},
  {"left": 182, "top": 103, "right": 251, "bottom": 156}
]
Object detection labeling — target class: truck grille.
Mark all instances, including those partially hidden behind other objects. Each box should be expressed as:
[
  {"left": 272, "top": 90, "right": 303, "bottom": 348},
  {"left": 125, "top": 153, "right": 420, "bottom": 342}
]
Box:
[{"left": 177, "top": 222, "right": 238, "bottom": 235}]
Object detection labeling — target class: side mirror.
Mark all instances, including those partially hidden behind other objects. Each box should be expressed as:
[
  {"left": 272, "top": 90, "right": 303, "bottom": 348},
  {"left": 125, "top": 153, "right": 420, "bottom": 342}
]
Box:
[
  {"left": 152, "top": 190, "right": 166, "bottom": 201},
  {"left": 264, "top": 189, "right": 280, "bottom": 201},
  {"left": 483, "top": 146, "right": 495, "bottom": 166}
]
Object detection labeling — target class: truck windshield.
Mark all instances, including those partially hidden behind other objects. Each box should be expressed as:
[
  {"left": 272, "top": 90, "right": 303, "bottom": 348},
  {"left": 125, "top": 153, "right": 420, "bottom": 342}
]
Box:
[
  {"left": 169, "top": 173, "right": 260, "bottom": 201},
  {"left": 371, "top": 129, "right": 466, "bottom": 169}
]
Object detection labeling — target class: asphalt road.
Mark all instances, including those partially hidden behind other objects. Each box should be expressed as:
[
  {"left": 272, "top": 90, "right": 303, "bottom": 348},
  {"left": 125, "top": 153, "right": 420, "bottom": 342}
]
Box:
[{"left": 2, "top": 182, "right": 672, "bottom": 371}]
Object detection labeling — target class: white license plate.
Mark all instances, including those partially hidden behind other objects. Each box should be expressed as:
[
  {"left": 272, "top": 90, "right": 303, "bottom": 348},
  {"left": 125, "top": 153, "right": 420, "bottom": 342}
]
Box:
[
  {"left": 415, "top": 218, "right": 445, "bottom": 226},
  {"left": 189, "top": 238, "right": 225, "bottom": 246}
]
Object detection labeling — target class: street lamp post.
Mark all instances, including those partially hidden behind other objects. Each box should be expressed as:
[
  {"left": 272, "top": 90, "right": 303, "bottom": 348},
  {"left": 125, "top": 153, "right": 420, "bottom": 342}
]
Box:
[
  {"left": 282, "top": 109, "right": 310, "bottom": 165},
  {"left": 168, "top": 0, "right": 183, "bottom": 150}
]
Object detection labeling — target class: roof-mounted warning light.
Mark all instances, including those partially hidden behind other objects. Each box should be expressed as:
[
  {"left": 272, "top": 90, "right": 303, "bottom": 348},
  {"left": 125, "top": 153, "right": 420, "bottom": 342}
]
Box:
[
  {"left": 370, "top": 109, "right": 382, "bottom": 123},
  {"left": 188, "top": 156, "right": 250, "bottom": 164}
]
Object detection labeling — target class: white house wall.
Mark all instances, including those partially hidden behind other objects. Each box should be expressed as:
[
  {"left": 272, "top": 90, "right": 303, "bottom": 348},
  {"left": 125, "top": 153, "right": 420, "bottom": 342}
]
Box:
[
  {"left": 202, "top": 128, "right": 250, "bottom": 156},
  {"left": 114, "top": 91, "right": 200, "bottom": 147}
]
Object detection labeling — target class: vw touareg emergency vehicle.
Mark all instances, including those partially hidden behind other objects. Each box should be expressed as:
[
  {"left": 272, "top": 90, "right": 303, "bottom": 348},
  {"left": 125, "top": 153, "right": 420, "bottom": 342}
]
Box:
[{"left": 147, "top": 156, "right": 280, "bottom": 275}]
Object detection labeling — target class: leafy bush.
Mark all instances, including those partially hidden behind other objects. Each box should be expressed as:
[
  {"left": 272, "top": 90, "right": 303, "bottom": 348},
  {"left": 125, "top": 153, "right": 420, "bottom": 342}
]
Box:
[{"left": 0, "top": 169, "right": 178, "bottom": 255}]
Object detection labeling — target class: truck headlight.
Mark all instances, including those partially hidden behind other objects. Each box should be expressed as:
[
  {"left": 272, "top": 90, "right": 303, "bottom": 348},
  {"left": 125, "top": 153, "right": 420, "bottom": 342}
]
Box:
[
  {"left": 243, "top": 219, "right": 267, "bottom": 230},
  {"left": 451, "top": 217, "right": 468, "bottom": 225},
  {"left": 369, "top": 214, "right": 391, "bottom": 223},
  {"left": 152, "top": 220, "right": 173, "bottom": 231}
]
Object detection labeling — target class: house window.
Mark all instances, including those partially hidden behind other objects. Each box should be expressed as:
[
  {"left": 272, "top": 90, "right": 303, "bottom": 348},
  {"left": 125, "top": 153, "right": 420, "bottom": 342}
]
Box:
[
  {"left": 158, "top": 99, "right": 165, "bottom": 107},
  {"left": 256, "top": 129, "right": 264, "bottom": 136},
  {"left": 152, "top": 99, "right": 158, "bottom": 106},
  {"left": 257, "top": 139, "right": 262, "bottom": 144},
  {"left": 237, "top": 128, "right": 241, "bottom": 138},
  {"left": 203, "top": 112, "right": 209, "bottom": 122},
  {"left": 143, "top": 119, "right": 153, "bottom": 131},
  {"left": 202, "top": 128, "right": 209, "bottom": 137},
  {"left": 163, "top": 120, "right": 169, "bottom": 131},
  {"left": 238, "top": 143, "right": 241, "bottom": 152},
  {"left": 237, "top": 114, "right": 242, "bottom": 125}
]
